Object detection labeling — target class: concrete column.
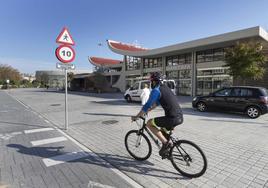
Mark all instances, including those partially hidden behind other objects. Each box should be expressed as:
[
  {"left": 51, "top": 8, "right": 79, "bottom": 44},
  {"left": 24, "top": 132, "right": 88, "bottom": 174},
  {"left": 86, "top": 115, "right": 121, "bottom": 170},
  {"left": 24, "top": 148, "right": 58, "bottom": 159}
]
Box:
[
  {"left": 140, "top": 58, "right": 144, "bottom": 77},
  {"left": 191, "top": 52, "right": 197, "bottom": 97},
  {"left": 162, "top": 56, "right": 166, "bottom": 76}
]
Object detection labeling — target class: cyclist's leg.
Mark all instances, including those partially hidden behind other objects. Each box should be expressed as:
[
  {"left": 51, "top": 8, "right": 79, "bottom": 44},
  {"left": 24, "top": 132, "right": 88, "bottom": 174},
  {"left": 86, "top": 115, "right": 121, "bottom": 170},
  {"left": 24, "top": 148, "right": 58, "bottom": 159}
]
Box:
[{"left": 147, "top": 118, "right": 167, "bottom": 144}]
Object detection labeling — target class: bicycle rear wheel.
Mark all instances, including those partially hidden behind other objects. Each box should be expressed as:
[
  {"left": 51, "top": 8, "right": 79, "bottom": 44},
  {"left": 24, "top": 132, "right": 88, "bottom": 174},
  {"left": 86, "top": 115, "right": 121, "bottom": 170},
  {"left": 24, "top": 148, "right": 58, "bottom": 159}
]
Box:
[
  {"left": 124, "top": 130, "right": 152, "bottom": 161},
  {"left": 170, "top": 140, "right": 207, "bottom": 178}
]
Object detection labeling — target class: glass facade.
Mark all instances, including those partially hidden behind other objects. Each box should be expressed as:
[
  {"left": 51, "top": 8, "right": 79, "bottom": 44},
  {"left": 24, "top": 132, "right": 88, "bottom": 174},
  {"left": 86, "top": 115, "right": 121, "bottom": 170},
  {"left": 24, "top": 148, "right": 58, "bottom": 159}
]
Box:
[
  {"left": 121, "top": 47, "right": 234, "bottom": 96},
  {"left": 166, "top": 70, "right": 191, "bottom": 95},
  {"left": 166, "top": 53, "right": 192, "bottom": 66},
  {"left": 196, "top": 68, "right": 232, "bottom": 96},
  {"left": 196, "top": 48, "right": 226, "bottom": 63},
  {"left": 126, "top": 56, "right": 141, "bottom": 71},
  {"left": 143, "top": 57, "right": 162, "bottom": 68},
  {"left": 165, "top": 53, "right": 192, "bottom": 95}
]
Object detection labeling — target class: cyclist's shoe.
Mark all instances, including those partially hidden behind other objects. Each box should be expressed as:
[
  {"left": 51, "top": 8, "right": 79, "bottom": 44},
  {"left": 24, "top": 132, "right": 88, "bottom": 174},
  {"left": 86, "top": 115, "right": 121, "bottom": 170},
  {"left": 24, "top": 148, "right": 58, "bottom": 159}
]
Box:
[{"left": 159, "top": 141, "right": 173, "bottom": 159}]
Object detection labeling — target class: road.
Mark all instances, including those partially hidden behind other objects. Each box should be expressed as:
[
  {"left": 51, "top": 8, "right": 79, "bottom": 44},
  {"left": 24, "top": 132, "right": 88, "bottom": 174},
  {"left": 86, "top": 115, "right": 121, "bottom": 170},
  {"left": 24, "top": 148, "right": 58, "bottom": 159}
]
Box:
[
  {"left": 0, "top": 90, "right": 140, "bottom": 188},
  {"left": 1, "top": 88, "right": 268, "bottom": 188}
]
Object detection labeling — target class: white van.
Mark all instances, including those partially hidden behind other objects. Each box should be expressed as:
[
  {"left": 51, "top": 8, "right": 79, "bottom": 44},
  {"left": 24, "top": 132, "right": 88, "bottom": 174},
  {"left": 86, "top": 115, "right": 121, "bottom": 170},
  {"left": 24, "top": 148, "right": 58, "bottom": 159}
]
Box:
[{"left": 124, "top": 79, "right": 176, "bottom": 102}]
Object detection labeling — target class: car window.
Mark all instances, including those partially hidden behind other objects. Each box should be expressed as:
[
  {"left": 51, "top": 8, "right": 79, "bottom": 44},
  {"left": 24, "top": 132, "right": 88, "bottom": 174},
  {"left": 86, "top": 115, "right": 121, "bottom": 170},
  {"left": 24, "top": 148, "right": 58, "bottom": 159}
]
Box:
[
  {"left": 241, "top": 89, "right": 253, "bottom": 97},
  {"left": 131, "top": 83, "right": 139, "bottom": 90},
  {"left": 214, "top": 88, "right": 232, "bottom": 96},
  {"left": 262, "top": 88, "right": 268, "bottom": 96},
  {"left": 232, "top": 88, "right": 253, "bottom": 97},
  {"left": 140, "top": 81, "right": 150, "bottom": 89}
]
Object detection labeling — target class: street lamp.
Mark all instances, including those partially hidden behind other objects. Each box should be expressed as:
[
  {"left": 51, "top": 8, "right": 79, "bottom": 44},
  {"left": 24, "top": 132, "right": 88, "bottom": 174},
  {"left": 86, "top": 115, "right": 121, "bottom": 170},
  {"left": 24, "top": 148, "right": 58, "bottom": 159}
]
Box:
[{"left": 6, "top": 79, "right": 9, "bottom": 89}]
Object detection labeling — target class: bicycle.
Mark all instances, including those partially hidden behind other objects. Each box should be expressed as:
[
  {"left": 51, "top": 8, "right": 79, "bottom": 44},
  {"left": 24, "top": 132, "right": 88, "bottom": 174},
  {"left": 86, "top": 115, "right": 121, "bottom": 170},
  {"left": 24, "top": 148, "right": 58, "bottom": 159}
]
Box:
[{"left": 124, "top": 116, "right": 207, "bottom": 178}]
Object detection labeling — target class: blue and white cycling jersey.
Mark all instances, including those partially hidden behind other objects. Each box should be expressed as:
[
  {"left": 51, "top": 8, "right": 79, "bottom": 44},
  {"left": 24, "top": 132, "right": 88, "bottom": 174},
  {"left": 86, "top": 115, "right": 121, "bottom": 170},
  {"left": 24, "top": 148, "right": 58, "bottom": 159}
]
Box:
[{"left": 142, "top": 86, "right": 161, "bottom": 113}]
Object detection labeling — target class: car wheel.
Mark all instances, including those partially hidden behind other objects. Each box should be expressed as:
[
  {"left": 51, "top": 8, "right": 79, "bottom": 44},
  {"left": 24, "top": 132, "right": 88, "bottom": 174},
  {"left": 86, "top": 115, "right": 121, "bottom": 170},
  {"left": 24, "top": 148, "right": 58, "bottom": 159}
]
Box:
[
  {"left": 126, "top": 95, "right": 132, "bottom": 103},
  {"left": 246, "top": 106, "right": 260, "bottom": 119},
  {"left": 197, "top": 102, "right": 207, "bottom": 112}
]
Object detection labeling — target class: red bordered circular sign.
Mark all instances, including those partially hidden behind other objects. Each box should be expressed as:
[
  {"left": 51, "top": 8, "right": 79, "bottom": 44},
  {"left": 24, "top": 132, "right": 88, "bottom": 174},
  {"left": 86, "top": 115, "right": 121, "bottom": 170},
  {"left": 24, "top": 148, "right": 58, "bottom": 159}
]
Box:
[{"left": 55, "top": 45, "right": 75, "bottom": 63}]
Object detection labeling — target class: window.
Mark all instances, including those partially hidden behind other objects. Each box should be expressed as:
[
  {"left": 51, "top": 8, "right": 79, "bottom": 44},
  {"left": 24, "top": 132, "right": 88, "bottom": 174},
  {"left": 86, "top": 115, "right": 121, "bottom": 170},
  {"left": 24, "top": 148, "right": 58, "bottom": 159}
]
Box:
[
  {"left": 131, "top": 83, "right": 139, "bottom": 90},
  {"left": 232, "top": 88, "right": 253, "bottom": 97},
  {"left": 197, "top": 48, "right": 226, "bottom": 63},
  {"left": 178, "top": 55, "right": 185, "bottom": 64},
  {"left": 197, "top": 51, "right": 205, "bottom": 63},
  {"left": 126, "top": 56, "right": 141, "bottom": 70},
  {"left": 167, "top": 53, "right": 192, "bottom": 66},
  {"left": 213, "top": 48, "right": 224, "bottom": 61},
  {"left": 214, "top": 88, "right": 232, "bottom": 96},
  {"left": 185, "top": 53, "right": 192, "bottom": 64},
  {"left": 166, "top": 57, "right": 172, "bottom": 66},
  {"left": 204, "top": 50, "right": 213, "bottom": 62}
]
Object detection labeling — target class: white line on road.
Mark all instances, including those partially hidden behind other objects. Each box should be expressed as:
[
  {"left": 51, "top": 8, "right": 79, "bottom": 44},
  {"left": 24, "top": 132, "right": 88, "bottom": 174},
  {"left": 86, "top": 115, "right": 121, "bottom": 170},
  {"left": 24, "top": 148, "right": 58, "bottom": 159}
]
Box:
[
  {"left": 24, "top": 128, "right": 54, "bottom": 134},
  {"left": 87, "top": 181, "right": 116, "bottom": 188},
  {"left": 43, "top": 151, "right": 90, "bottom": 167},
  {"left": 55, "top": 128, "right": 144, "bottom": 188},
  {"left": 31, "top": 137, "right": 67, "bottom": 146},
  {"left": 5, "top": 91, "right": 143, "bottom": 188}
]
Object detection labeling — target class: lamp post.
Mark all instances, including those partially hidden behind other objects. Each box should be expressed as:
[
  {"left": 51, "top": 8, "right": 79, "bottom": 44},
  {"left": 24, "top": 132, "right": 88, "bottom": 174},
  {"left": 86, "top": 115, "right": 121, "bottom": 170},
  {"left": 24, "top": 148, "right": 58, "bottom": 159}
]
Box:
[{"left": 6, "top": 79, "right": 9, "bottom": 89}]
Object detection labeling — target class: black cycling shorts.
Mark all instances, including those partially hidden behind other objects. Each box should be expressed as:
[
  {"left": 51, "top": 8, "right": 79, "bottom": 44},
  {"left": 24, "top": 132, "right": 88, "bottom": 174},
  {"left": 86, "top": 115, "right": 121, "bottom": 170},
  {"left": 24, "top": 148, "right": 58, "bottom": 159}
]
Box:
[{"left": 152, "top": 116, "right": 183, "bottom": 130}]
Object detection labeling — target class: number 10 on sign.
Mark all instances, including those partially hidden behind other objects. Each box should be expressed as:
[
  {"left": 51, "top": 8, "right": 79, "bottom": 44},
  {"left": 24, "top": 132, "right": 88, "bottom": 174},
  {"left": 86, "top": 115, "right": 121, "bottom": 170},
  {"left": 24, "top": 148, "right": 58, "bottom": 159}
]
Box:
[{"left": 55, "top": 45, "right": 75, "bottom": 63}]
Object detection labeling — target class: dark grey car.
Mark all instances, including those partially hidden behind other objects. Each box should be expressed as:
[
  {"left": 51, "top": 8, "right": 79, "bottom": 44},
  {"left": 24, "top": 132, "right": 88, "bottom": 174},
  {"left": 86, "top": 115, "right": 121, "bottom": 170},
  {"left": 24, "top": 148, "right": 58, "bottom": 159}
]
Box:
[{"left": 192, "top": 86, "right": 268, "bottom": 118}]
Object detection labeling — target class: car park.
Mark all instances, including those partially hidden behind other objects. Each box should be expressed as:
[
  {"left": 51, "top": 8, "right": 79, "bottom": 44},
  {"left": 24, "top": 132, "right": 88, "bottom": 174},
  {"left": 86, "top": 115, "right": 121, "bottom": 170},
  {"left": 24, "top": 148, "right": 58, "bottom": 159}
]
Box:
[{"left": 192, "top": 86, "right": 268, "bottom": 118}]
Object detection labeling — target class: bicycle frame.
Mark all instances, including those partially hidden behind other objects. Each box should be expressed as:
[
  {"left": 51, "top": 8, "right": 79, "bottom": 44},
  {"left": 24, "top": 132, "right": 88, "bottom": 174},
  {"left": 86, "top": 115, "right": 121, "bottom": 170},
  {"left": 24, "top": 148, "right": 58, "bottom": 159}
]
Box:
[
  {"left": 135, "top": 117, "right": 191, "bottom": 162},
  {"left": 136, "top": 117, "right": 176, "bottom": 149}
]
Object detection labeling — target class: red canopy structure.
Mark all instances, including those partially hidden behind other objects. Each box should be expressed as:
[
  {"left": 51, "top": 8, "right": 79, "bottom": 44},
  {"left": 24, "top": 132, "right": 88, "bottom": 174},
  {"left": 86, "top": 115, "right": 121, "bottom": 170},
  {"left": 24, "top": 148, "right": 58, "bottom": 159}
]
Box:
[{"left": 88, "top": 56, "right": 122, "bottom": 67}]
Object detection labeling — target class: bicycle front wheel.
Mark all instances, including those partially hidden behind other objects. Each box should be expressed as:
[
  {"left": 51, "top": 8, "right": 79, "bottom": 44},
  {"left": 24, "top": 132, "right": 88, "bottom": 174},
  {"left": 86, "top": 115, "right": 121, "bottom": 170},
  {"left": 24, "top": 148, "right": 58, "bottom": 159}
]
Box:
[
  {"left": 124, "top": 130, "right": 152, "bottom": 161},
  {"left": 170, "top": 140, "right": 207, "bottom": 178}
]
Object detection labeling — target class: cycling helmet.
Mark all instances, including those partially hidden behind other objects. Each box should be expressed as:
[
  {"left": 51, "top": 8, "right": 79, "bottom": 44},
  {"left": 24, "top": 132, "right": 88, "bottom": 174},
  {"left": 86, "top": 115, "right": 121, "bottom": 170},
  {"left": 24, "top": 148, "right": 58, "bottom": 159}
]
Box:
[{"left": 150, "top": 72, "right": 163, "bottom": 82}]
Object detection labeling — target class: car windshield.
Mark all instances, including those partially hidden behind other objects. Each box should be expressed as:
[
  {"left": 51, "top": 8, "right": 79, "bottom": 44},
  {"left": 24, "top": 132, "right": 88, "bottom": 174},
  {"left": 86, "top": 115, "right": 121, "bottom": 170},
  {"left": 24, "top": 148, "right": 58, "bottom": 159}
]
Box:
[{"left": 263, "top": 88, "right": 268, "bottom": 96}]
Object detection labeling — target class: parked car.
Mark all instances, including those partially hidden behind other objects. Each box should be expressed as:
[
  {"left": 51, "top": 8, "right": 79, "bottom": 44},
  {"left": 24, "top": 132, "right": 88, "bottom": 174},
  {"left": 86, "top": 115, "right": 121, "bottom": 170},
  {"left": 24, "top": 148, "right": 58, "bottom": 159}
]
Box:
[
  {"left": 192, "top": 86, "right": 268, "bottom": 118},
  {"left": 124, "top": 79, "right": 176, "bottom": 102}
]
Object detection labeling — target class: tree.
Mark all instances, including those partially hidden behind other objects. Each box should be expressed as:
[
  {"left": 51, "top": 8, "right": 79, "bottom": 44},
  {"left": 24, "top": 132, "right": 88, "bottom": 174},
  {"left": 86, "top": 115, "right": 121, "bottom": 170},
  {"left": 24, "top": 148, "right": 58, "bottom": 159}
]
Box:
[
  {"left": 67, "top": 72, "right": 74, "bottom": 89},
  {"left": 36, "top": 73, "right": 49, "bottom": 87},
  {"left": 224, "top": 42, "right": 267, "bottom": 84},
  {"left": 92, "top": 72, "right": 110, "bottom": 93},
  {"left": 0, "top": 64, "right": 22, "bottom": 87}
]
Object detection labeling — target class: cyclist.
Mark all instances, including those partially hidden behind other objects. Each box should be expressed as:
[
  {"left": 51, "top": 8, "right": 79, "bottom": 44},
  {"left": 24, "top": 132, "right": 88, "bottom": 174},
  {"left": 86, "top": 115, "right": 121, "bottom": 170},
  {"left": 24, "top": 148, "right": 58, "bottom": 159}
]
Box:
[{"left": 131, "top": 72, "right": 183, "bottom": 158}]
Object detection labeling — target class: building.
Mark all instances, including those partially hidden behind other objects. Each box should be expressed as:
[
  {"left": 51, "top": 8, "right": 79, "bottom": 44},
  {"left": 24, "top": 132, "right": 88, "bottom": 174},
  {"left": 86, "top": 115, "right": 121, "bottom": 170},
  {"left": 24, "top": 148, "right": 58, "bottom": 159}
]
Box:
[
  {"left": 36, "top": 70, "right": 92, "bottom": 89},
  {"left": 35, "top": 70, "right": 65, "bottom": 88},
  {"left": 89, "top": 26, "right": 268, "bottom": 96}
]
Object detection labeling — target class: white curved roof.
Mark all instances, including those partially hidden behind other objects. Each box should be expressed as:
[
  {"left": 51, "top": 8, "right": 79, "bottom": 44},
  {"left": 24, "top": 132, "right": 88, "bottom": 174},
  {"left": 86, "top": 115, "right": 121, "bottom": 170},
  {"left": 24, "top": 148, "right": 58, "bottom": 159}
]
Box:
[{"left": 107, "top": 26, "right": 268, "bottom": 57}]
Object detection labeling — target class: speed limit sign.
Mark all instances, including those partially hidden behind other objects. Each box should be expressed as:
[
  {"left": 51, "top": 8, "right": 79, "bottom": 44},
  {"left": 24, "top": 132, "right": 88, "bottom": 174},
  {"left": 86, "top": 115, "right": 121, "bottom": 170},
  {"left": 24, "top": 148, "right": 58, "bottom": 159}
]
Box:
[{"left": 55, "top": 45, "right": 75, "bottom": 63}]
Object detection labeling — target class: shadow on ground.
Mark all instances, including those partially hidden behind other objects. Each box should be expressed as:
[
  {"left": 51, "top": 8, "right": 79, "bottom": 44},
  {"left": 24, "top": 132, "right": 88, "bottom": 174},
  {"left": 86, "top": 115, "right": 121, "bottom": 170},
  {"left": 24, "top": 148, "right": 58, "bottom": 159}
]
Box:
[
  {"left": 0, "top": 121, "right": 51, "bottom": 128},
  {"left": 182, "top": 107, "right": 251, "bottom": 120},
  {"left": 7, "top": 143, "right": 188, "bottom": 180}
]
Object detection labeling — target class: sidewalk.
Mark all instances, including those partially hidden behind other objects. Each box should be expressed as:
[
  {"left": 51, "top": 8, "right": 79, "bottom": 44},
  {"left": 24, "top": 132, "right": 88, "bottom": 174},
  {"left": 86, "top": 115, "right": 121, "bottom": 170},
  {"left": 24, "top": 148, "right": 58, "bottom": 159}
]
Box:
[{"left": 7, "top": 88, "right": 268, "bottom": 188}]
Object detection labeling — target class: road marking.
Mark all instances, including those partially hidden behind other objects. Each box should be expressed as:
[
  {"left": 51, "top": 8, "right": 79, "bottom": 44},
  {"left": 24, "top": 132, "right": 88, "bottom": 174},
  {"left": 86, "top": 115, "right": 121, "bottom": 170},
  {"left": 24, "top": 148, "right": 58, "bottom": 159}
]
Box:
[
  {"left": 43, "top": 151, "right": 90, "bottom": 167},
  {"left": 24, "top": 128, "right": 54, "bottom": 134},
  {"left": 87, "top": 181, "right": 116, "bottom": 188},
  {"left": 55, "top": 128, "right": 144, "bottom": 188},
  {"left": 0, "top": 132, "right": 22, "bottom": 140},
  {"left": 31, "top": 137, "right": 67, "bottom": 146},
  {"left": 5, "top": 91, "right": 144, "bottom": 188}
]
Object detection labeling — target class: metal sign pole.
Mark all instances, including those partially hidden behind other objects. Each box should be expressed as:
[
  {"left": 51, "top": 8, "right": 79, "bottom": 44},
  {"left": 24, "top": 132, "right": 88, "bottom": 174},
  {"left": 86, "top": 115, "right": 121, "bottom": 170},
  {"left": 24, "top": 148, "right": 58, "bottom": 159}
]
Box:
[{"left": 65, "top": 68, "right": 68, "bottom": 130}]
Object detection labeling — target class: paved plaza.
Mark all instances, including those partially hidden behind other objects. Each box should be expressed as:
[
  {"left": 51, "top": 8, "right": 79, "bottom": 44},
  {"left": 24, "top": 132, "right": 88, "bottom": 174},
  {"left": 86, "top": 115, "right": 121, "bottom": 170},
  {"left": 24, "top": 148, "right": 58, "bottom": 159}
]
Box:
[{"left": 1, "top": 88, "right": 268, "bottom": 188}]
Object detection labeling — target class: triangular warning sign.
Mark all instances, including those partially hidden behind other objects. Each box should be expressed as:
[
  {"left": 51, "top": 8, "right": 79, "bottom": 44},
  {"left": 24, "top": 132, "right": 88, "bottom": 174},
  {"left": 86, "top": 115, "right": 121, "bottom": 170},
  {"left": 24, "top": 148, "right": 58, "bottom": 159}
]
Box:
[{"left": 56, "top": 27, "right": 75, "bottom": 45}]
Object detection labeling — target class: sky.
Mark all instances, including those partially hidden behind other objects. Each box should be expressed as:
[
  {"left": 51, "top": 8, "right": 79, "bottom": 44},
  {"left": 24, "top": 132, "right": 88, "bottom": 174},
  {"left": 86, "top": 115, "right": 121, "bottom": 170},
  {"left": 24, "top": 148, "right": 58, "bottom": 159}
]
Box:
[{"left": 1, "top": 0, "right": 268, "bottom": 75}]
